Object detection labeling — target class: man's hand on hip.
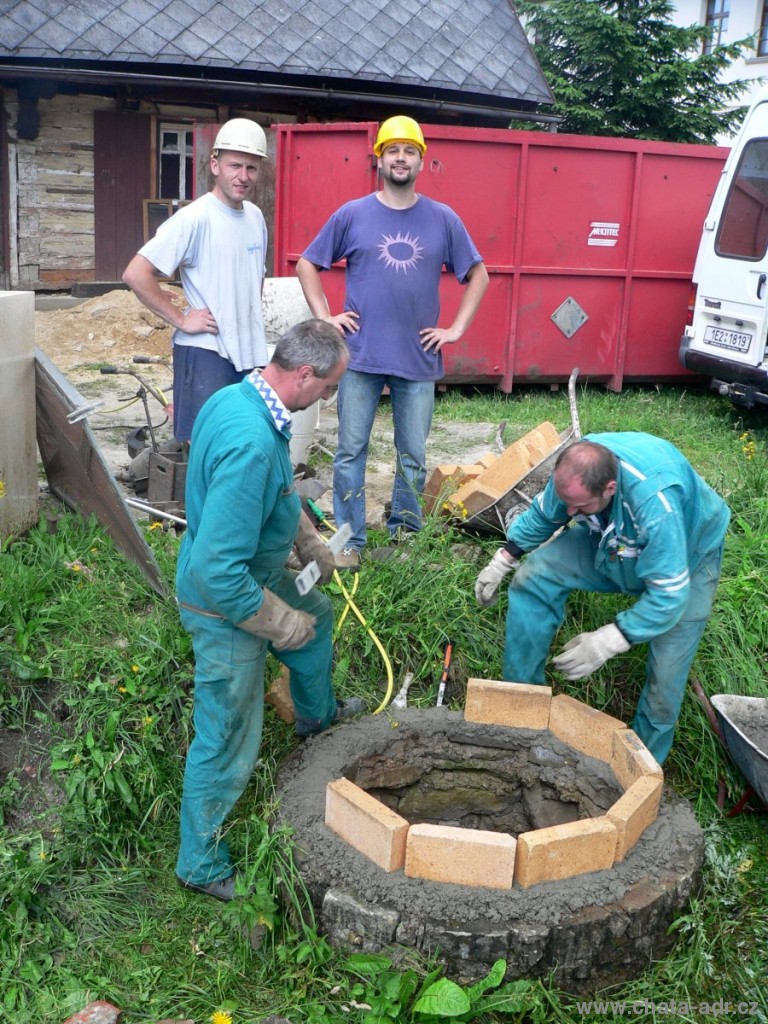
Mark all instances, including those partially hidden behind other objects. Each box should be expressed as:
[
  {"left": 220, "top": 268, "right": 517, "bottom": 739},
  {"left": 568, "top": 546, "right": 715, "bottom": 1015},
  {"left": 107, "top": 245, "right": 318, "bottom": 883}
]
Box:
[
  {"left": 181, "top": 306, "right": 218, "bottom": 334},
  {"left": 474, "top": 548, "right": 519, "bottom": 607},
  {"left": 419, "top": 325, "right": 461, "bottom": 353},
  {"left": 551, "top": 623, "right": 630, "bottom": 680}
]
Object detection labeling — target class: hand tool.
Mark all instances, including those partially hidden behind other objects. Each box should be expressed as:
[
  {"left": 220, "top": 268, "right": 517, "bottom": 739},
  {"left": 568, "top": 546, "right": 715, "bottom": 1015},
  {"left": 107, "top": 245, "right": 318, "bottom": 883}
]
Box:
[
  {"left": 435, "top": 639, "right": 453, "bottom": 707},
  {"left": 295, "top": 521, "right": 352, "bottom": 595}
]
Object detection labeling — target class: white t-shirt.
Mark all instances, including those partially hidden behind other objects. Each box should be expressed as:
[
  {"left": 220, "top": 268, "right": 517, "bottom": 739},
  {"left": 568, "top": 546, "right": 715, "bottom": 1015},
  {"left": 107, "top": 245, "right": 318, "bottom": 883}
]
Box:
[{"left": 140, "top": 191, "right": 268, "bottom": 371}]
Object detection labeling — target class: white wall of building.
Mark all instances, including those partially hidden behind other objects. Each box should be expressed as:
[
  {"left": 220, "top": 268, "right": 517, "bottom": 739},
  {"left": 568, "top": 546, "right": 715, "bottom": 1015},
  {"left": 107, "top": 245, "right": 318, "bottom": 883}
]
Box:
[{"left": 670, "top": 1, "right": 768, "bottom": 140}]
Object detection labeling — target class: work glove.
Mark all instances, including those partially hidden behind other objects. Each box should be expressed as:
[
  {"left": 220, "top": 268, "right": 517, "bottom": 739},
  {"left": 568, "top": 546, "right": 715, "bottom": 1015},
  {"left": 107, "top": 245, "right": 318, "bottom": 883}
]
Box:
[
  {"left": 293, "top": 510, "right": 336, "bottom": 584},
  {"left": 238, "top": 588, "right": 316, "bottom": 651},
  {"left": 551, "top": 623, "right": 630, "bottom": 680},
  {"left": 474, "top": 548, "right": 520, "bottom": 607}
]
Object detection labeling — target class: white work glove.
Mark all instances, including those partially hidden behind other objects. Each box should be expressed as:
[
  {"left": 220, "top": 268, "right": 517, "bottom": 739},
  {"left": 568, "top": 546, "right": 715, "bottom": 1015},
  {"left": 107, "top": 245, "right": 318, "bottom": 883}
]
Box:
[
  {"left": 293, "top": 510, "right": 336, "bottom": 584},
  {"left": 551, "top": 623, "right": 630, "bottom": 680},
  {"left": 474, "top": 548, "right": 520, "bottom": 607},
  {"left": 238, "top": 588, "right": 316, "bottom": 651}
]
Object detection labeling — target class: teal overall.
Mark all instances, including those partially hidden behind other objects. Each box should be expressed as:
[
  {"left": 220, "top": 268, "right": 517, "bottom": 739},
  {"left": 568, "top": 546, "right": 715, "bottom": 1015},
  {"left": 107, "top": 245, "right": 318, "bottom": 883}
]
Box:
[
  {"left": 503, "top": 433, "right": 730, "bottom": 764},
  {"left": 175, "top": 379, "right": 337, "bottom": 886}
]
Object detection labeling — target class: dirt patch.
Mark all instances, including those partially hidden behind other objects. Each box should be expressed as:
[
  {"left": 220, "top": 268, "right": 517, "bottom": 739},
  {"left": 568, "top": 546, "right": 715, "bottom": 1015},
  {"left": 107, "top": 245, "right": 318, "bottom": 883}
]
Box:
[{"left": 33, "top": 290, "right": 504, "bottom": 527}]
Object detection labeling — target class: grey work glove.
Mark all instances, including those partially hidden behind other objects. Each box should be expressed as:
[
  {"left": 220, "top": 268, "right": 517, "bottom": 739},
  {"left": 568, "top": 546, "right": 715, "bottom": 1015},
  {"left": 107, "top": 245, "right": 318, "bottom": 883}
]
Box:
[
  {"left": 474, "top": 548, "right": 520, "bottom": 607},
  {"left": 551, "top": 623, "right": 631, "bottom": 680},
  {"left": 238, "top": 588, "right": 316, "bottom": 651},
  {"left": 293, "top": 510, "right": 336, "bottom": 584}
]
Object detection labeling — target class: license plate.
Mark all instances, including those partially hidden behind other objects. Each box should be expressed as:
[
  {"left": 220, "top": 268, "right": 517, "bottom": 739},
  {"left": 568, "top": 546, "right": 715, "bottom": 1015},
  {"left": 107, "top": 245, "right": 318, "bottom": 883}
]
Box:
[{"left": 703, "top": 325, "right": 752, "bottom": 352}]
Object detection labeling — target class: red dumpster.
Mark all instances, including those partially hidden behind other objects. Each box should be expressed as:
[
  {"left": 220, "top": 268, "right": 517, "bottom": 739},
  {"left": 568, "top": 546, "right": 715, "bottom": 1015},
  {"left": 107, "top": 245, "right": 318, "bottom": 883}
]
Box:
[{"left": 274, "top": 122, "right": 726, "bottom": 391}]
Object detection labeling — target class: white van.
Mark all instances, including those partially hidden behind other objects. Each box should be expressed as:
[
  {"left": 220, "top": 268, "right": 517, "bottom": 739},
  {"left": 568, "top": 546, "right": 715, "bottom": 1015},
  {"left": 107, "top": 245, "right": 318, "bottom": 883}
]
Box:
[{"left": 680, "top": 85, "right": 768, "bottom": 409}]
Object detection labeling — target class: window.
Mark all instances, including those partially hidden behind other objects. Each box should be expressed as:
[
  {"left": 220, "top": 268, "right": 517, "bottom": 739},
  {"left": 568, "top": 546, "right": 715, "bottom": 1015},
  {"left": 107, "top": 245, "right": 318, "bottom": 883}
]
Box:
[
  {"left": 704, "top": 0, "right": 729, "bottom": 54},
  {"left": 759, "top": 1, "right": 768, "bottom": 57},
  {"left": 716, "top": 139, "right": 768, "bottom": 261},
  {"left": 158, "top": 123, "right": 193, "bottom": 200}
]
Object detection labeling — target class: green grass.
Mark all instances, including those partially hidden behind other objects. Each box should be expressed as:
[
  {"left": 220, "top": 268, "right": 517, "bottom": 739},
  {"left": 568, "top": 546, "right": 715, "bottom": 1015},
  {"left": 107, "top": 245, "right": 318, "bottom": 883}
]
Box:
[{"left": 1, "top": 384, "right": 766, "bottom": 1023}]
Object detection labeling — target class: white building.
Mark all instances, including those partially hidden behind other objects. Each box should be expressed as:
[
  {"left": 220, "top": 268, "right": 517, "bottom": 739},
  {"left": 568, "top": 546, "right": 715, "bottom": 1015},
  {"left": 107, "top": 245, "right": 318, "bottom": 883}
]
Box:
[{"left": 670, "top": 1, "right": 768, "bottom": 140}]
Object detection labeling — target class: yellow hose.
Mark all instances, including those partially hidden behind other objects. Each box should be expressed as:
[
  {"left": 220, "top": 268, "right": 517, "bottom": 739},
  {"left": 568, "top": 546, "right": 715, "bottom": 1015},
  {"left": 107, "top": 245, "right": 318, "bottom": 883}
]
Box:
[
  {"left": 313, "top": 507, "right": 394, "bottom": 714},
  {"left": 332, "top": 567, "right": 394, "bottom": 715}
]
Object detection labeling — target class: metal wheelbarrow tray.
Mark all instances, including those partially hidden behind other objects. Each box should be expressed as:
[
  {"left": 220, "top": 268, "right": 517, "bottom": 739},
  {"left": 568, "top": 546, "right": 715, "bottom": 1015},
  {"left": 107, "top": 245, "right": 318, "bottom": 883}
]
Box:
[{"left": 710, "top": 694, "right": 768, "bottom": 809}]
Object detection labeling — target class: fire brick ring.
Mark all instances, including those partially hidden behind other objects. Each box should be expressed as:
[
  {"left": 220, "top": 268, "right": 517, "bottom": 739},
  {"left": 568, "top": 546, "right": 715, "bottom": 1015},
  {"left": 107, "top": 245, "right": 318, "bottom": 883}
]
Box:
[{"left": 275, "top": 708, "right": 704, "bottom": 992}]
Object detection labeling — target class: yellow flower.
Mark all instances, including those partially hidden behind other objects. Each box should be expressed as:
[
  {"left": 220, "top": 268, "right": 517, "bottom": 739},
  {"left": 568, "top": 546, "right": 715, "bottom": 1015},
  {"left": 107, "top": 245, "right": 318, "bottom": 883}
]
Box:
[
  {"left": 131, "top": 664, "right": 140, "bottom": 673},
  {"left": 118, "top": 686, "right": 127, "bottom": 694},
  {"left": 149, "top": 521, "right": 164, "bottom": 531},
  {"left": 0, "top": 480, "right": 5, "bottom": 498},
  {"left": 210, "top": 1011, "right": 233, "bottom": 1024},
  {"left": 143, "top": 715, "right": 154, "bottom": 728},
  {"left": 737, "top": 857, "right": 753, "bottom": 874}
]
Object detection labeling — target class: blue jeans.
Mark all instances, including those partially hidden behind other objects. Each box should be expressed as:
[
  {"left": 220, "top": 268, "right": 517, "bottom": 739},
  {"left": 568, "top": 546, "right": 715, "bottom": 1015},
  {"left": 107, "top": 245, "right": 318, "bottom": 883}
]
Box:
[
  {"left": 502, "top": 526, "right": 724, "bottom": 764},
  {"left": 173, "top": 345, "right": 252, "bottom": 442},
  {"left": 176, "top": 570, "right": 336, "bottom": 885},
  {"left": 334, "top": 369, "right": 434, "bottom": 549}
]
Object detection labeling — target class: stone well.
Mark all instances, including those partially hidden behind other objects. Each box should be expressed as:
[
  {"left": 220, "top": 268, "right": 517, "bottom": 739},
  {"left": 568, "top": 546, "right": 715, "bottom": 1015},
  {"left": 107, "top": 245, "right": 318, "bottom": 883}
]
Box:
[{"left": 275, "top": 702, "right": 704, "bottom": 992}]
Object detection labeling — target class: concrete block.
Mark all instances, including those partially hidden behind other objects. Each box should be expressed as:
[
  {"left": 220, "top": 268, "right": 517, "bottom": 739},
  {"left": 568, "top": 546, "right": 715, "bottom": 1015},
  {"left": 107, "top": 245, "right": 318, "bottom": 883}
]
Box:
[
  {"left": 520, "top": 421, "right": 561, "bottom": 463},
  {"left": 405, "top": 822, "right": 516, "bottom": 889},
  {"left": 325, "top": 777, "right": 408, "bottom": 873},
  {"left": 465, "top": 678, "right": 551, "bottom": 729},
  {"left": 549, "top": 693, "right": 625, "bottom": 763},
  {"left": 515, "top": 817, "right": 617, "bottom": 887},
  {"left": 264, "top": 663, "right": 295, "bottom": 724},
  {"left": 607, "top": 775, "right": 663, "bottom": 862},
  {"left": 444, "top": 480, "right": 505, "bottom": 517},
  {"left": 611, "top": 728, "right": 664, "bottom": 790},
  {"left": 467, "top": 443, "right": 532, "bottom": 496}
]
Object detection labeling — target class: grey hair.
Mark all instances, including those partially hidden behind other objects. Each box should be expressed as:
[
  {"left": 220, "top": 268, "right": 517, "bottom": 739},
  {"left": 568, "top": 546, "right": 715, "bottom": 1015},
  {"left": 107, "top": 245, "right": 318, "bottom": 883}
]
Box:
[
  {"left": 555, "top": 440, "right": 618, "bottom": 496},
  {"left": 271, "top": 319, "right": 349, "bottom": 378}
]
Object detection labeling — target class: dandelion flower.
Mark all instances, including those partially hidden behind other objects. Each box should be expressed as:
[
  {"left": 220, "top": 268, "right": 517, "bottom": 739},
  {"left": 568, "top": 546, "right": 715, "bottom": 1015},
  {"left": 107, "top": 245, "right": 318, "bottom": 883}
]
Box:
[
  {"left": 210, "top": 1011, "right": 233, "bottom": 1024},
  {"left": 131, "top": 664, "right": 140, "bottom": 673},
  {"left": 0, "top": 480, "right": 5, "bottom": 498}
]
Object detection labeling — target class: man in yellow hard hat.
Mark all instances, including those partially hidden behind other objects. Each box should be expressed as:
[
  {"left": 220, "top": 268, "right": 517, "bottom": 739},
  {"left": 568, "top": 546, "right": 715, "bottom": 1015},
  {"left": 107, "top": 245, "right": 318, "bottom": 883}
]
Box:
[
  {"left": 297, "top": 115, "right": 489, "bottom": 569},
  {"left": 122, "top": 118, "right": 269, "bottom": 441}
]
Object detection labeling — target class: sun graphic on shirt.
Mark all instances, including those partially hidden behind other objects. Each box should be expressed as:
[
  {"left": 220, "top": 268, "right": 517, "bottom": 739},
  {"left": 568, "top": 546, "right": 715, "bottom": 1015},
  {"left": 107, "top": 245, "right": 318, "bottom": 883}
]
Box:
[{"left": 377, "top": 231, "right": 424, "bottom": 274}]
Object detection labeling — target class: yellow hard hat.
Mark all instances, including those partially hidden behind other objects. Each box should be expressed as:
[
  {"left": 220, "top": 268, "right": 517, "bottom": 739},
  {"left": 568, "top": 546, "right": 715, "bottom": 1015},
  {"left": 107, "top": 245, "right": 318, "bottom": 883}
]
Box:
[{"left": 373, "top": 115, "right": 426, "bottom": 157}]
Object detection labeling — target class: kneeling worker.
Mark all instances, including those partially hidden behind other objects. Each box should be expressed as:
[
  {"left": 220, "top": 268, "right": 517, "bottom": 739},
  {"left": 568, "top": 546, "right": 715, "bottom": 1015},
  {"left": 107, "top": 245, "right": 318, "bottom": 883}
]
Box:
[
  {"left": 474, "top": 433, "right": 729, "bottom": 764},
  {"left": 175, "top": 319, "right": 363, "bottom": 901}
]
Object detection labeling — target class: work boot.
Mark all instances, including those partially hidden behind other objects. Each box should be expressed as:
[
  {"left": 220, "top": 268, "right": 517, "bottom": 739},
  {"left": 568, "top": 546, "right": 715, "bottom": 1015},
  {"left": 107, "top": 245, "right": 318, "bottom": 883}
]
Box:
[
  {"left": 176, "top": 872, "right": 237, "bottom": 902},
  {"left": 335, "top": 547, "right": 360, "bottom": 571},
  {"left": 333, "top": 697, "right": 366, "bottom": 723}
]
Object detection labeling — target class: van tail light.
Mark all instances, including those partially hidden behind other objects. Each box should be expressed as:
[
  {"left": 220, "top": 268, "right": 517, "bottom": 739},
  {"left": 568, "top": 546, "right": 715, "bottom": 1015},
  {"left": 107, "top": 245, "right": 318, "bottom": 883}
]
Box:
[{"left": 685, "top": 284, "right": 697, "bottom": 327}]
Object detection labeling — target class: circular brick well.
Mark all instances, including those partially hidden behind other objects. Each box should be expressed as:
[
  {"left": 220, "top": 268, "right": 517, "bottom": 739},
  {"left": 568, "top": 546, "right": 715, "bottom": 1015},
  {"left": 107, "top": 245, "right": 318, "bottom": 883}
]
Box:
[{"left": 276, "top": 708, "right": 704, "bottom": 991}]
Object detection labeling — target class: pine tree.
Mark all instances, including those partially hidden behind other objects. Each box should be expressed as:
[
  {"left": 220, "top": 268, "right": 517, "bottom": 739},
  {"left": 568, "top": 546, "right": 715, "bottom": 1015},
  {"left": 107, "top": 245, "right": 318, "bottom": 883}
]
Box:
[{"left": 514, "top": 0, "right": 755, "bottom": 142}]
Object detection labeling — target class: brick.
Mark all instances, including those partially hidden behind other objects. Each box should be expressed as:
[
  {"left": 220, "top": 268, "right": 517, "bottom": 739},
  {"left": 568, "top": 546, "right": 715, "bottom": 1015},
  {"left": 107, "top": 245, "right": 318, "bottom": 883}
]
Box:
[
  {"left": 325, "top": 778, "right": 408, "bottom": 872},
  {"left": 606, "top": 775, "right": 663, "bottom": 862},
  {"left": 464, "top": 678, "right": 551, "bottom": 729},
  {"left": 515, "top": 817, "right": 617, "bottom": 888},
  {"left": 548, "top": 693, "right": 625, "bottom": 763},
  {"left": 405, "top": 822, "right": 516, "bottom": 889},
  {"left": 444, "top": 480, "right": 505, "bottom": 517},
  {"left": 611, "top": 728, "right": 664, "bottom": 790},
  {"left": 423, "top": 463, "right": 466, "bottom": 514},
  {"left": 264, "top": 664, "right": 295, "bottom": 723},
  {"left": 520, "top": 421, "right": 561, "bottom": 463},
  {"left": 465, "top": 443, "right": 532, "bottom": 496}
]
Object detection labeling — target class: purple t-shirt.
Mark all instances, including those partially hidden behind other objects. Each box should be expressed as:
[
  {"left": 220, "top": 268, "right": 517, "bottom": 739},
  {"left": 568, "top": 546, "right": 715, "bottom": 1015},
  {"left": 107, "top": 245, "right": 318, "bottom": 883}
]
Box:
[{"left": 302, "top": 193, "right": 482, "bottom": 381}]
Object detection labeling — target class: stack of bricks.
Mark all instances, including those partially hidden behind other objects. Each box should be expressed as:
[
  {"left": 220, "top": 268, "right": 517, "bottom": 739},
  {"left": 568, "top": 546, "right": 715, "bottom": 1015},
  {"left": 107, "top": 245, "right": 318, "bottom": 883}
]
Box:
[
  {"left": 423, "top": 420, "right": 562, "bottom": 520},
  {"left": 325, "top": 678, "right": 663, "bottom": 891}
]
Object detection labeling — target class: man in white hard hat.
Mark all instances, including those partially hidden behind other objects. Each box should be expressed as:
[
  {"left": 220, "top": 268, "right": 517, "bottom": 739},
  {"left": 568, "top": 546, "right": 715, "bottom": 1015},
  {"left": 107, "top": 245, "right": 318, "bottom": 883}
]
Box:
[
  {"left": 297, "top": 115, "right": 488, "bottom": 569},
  {"left": 122, "top": 118, "right": 269, "bottom": 441}
]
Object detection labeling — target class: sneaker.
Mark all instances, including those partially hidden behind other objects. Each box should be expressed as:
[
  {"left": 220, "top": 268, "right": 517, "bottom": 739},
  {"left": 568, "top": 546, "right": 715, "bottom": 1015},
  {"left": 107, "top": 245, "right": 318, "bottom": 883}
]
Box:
[
  {"left": 335, "top": 547, "right": 360, "bottom": 570},
  {"left": 176, "top": 872, "right": 237, "bottom": 902},
  {"left": 334, "top": 697, "right": 366, "bottom": 723}
]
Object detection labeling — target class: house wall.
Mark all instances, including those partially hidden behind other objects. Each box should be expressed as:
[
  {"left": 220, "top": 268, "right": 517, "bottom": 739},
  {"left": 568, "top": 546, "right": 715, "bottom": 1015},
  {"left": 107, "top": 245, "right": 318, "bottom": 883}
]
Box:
[
  {"left": 1, "top": 88, "right": 290, "bottom": 291},
  {"left": 668, "top": 1, "right": 768, "bottom": 143},
  {"left": 3, "top": 91, "right": 113, "bottom": 288}
]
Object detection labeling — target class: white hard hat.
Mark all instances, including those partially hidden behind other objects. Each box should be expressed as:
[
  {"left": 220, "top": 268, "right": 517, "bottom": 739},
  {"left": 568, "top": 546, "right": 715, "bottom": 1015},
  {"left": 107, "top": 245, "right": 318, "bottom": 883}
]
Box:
[{"left": 212, "top": 118, "right": 268, "bottom": 158}]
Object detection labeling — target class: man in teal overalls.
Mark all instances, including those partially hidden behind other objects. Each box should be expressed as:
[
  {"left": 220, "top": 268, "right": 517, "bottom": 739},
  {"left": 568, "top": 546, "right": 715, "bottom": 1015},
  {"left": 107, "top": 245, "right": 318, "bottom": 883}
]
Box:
[
  {"left": 175, "top": 319, "right": 361, "bottom": 901},
  {"left": 475, "top": 434, "right": 730, "bottom": 765}
]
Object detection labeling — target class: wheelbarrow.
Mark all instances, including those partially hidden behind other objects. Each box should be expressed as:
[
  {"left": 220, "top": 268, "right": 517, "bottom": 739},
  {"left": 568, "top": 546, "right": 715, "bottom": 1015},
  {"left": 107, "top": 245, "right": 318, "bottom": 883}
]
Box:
[
  {"left": 460, "top": 367, "right": 582, "bottom": 536},
  {"left": 691, "top": 680, "right": 768, "bottom": 816}
]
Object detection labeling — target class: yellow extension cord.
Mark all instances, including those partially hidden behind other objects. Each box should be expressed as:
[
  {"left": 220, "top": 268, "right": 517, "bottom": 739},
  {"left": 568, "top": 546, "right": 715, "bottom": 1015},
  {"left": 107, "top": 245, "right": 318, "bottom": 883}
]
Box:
[{"left": 321, "top": 518, "right": 394, "bottom": 715}]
